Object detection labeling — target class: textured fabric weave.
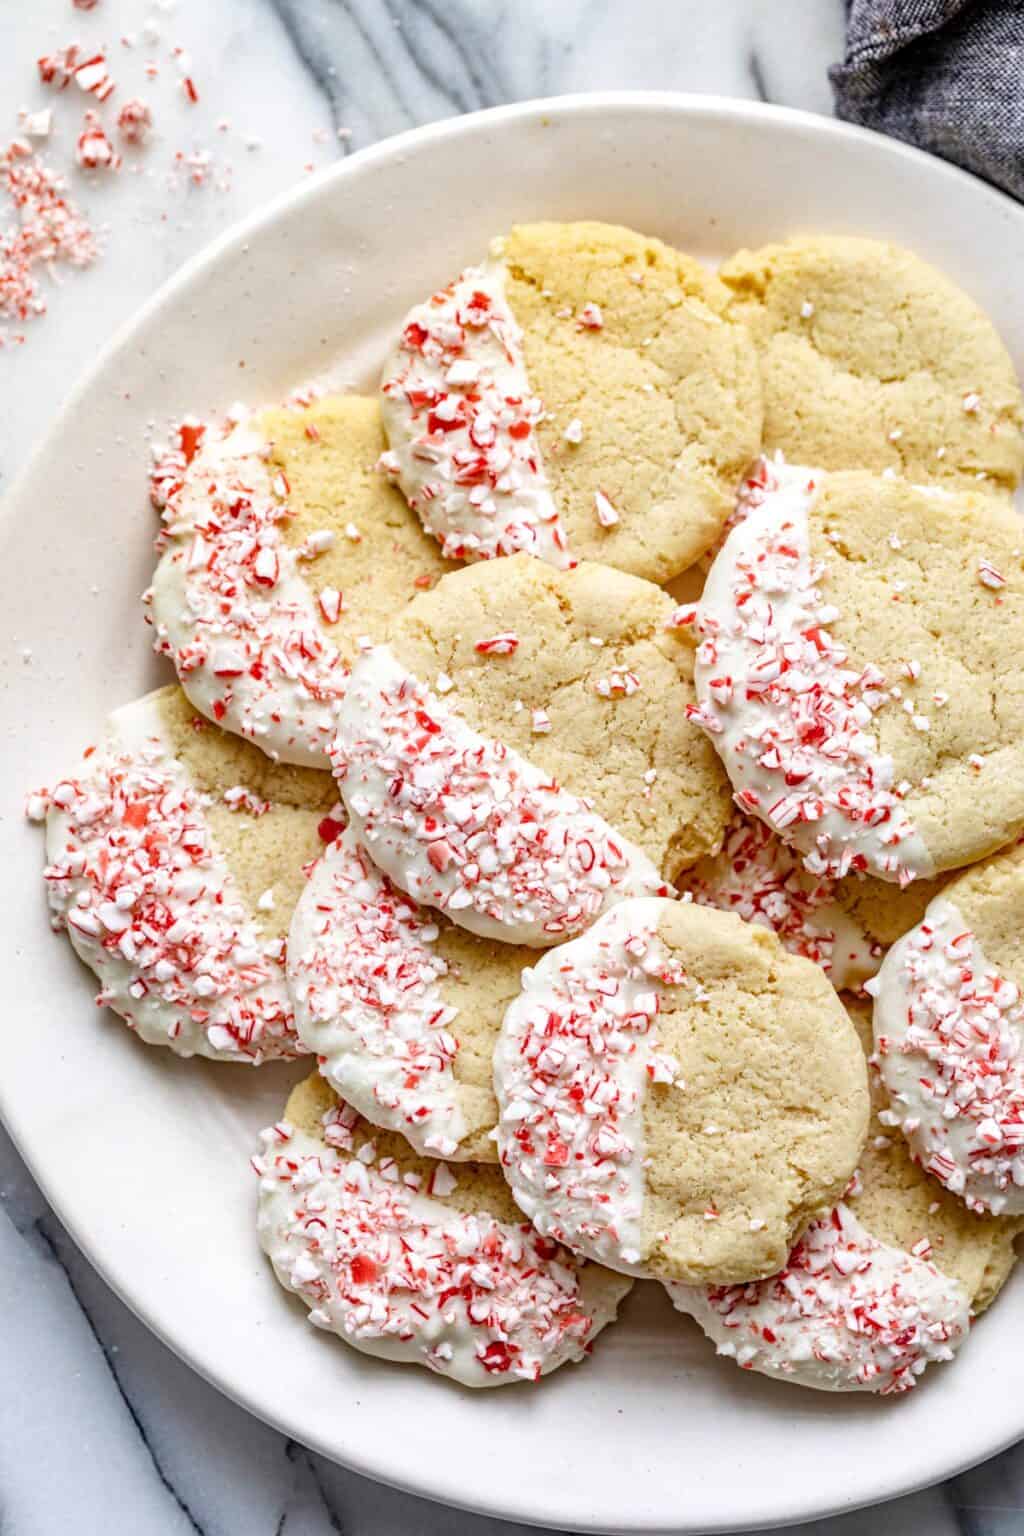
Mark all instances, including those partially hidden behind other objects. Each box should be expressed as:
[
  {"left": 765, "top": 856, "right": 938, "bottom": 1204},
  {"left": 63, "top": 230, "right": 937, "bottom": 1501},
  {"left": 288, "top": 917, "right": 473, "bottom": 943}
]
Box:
[{"left": 831, "top": 0, "right": 1024, "bottom": 201}]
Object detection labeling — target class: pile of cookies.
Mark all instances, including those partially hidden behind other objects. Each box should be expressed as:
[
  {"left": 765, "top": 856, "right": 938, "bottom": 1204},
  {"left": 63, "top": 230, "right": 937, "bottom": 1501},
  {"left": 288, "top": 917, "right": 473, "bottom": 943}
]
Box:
[{"left": 31, "top": 221, "right": 1024, "bottom": 1396}]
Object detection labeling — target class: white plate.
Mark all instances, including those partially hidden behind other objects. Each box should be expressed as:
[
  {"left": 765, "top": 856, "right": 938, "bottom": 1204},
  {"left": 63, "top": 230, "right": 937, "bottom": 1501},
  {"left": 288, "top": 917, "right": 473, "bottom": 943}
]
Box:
[{"left": 3, "top": 94, "right": 1024, "bottom": 1535}]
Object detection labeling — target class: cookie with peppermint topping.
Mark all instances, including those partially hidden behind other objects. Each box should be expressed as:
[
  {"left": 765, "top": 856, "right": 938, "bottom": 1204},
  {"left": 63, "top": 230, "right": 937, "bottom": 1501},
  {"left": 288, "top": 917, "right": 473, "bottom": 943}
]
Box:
[
  {"left": 255, "top": 1074, "right": 631, "bottom": 1388},
  {"left": 692, "top": 464, "right": 1024, "bottom": 886},
  {"left": 32, "top": 685, "right": 337, "bottom": 1063},
  {"left": 667, "top": 1000, "right": 1019, "bottom": 1393},
  {"left": 289, "top": 826, "right": 532, "bottom": 1160},
  {"left": 380, "top": 220, "right": 762, "bottom": 581},
  {"left": 494, "top": 897, "right": 869, "bottom": 1285},
  {"left": 330, "top": 555, "right": 731, "bottom": 946},
  {"left": 721, "top": 235, "right": 1024, "bottom": 496},
  {"left": 872, "top": 838, "right": 1024, "bottom": 1216},
  {"left": 147, "top": 394, "right": 455, "bottom": 769}
]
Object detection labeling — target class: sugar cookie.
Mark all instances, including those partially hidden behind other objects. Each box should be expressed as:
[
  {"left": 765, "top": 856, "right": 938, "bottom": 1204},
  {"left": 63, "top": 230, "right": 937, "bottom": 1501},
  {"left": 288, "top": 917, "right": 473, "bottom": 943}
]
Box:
[
  {"left": 255, "top": 1074, "right": 631, "bottom": 1387},
  {"left": 720, "top": 235, "right": 1024, "bottom": 494},
  {"left": 380, "top": 220, "right": 762, "bottom": 580},
  {"left": 32, "top": 686, "right": 336, "bottom": 1061},
  {"left": 690, "top": 463, "right": 1024, "bottom": 883},
  {"left": 147, "top": 395, "right": 452, "bottom": 768},
  {"left": 330, "top": 554, "right": 731, "bottom": 945},
  {"left": 493, "top": 897, "right": 868, "bottom": 1283}
]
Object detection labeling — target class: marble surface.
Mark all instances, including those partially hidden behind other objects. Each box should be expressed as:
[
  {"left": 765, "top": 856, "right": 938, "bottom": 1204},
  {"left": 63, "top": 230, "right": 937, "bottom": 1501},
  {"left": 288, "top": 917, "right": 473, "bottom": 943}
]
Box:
[{"left": 2, "top": 3, "right": 1023, "bottom": 1533}]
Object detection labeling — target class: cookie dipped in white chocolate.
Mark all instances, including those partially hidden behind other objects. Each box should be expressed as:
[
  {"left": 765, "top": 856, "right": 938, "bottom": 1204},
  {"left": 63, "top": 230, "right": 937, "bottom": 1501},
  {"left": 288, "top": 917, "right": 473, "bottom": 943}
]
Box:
[
  {"left": 494, "top": 896, "right": 868, "bottom": 1284},
  {"left": 32, "top": 687, "right": 331, "bottom": 1062},
  {"left": 329, "top": 646, "right": 668, "bottom": 947},
  {"left": 148, "top": 414, "right": 348, "bottom": 768},
  {"left": 872, "top": 878, "right": 1024, "bottom": 1216},
  {"left": 255, "top": 1076, "right": 631, "bottom": 1388},
  {"left": 146, "top": 395, "right": 453, "bottom": 770},
  {"left": 667, "top": 1203, "right": 970, "bottom": 1394},
  {"left": 380, "top": 221, "right": 763, "bottom": 583},
  {"left": 691, "top": 461, "right": 933, "bottom": 887}
]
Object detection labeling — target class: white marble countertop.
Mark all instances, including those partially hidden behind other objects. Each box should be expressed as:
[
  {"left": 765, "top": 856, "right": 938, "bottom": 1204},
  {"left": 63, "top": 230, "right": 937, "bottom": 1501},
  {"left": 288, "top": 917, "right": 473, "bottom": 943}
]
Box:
[{"left": 2, "top": 3, "right": 1023, "bottom": 1533}]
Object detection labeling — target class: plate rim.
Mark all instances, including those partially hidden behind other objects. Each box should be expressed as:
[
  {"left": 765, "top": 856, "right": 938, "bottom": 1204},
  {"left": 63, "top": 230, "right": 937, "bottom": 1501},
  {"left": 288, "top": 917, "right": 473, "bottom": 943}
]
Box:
[{"left": 4, "top": 90, "right": 1024, "bottom": 1534}]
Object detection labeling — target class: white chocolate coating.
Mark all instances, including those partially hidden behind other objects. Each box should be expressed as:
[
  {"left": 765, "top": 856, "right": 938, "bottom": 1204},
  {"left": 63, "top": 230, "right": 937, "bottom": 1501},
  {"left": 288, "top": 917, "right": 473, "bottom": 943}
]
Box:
[
  {"left": 379, "top": 252, "right": 571, "bottom": 568},
  {"left": 692, "top": 460, "right": 932, "bottom": 886},
  {"left": 147, "top": 416, "right": 347, "bottom": 768},
  {"left": 494, "top": 898, "right": 681, "bottom": 1276},
  {"left": 38, "top": 693, "right": 300, "bottom": 1062},
  {"left": 872, "top": 896, "right": 1024, "bottom": 1215},
  {"left": 330, "top": 647, "right": 668, "bottom": 947},
  {"left": 288, "top": 827, "right": 468, "bottom": 1158},
  {"left": 668, "top": 1203, "right": 970, "bottom": 1394},
  {"left": 254, "top": 1102, "right": 630, "bottom": 1387}
]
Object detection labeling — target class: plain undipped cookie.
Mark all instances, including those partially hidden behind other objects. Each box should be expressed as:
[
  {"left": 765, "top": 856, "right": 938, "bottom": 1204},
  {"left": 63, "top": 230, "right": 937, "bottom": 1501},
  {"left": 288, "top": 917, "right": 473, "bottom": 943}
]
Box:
[
  {"left": 255, "top": 1074, "right": 632, "bottom": 1388},
  {"left": 288, "top": 826, "right": 531, "bottom": 1160},
  {"left": 36, "top": 685, "right": 336, "bottom": 1061},
  {"left": 494, "top": 896, "right": 869, "bottom": 1284},
  {"left": 380, "top": 220, "right": 763, "bottom": 581},
  {"left": 148, "top": 394, "right": 454, "bottom": 767},
  {"left": 692, "top": 465, "right": 1024, "bottom": 883},
  {"left": 720, "top": 235, "right": 1024, "bottom": 494}
]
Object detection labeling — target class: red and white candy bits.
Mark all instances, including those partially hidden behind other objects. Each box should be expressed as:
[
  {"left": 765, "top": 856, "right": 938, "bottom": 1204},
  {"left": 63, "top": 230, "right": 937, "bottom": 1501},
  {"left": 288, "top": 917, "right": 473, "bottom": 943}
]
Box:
[
  {"left": 146, "top": 413, "right": 348, "bottom": 768},
  {"left": 254, "top": 1097, "right": 630, "bottom": 1387},
  {"left": 871, "top": 894, "right": 1024, "bottom": 1214},
  {"left": 288, "top": 827, "right": 470, "bottom": 1158},
  {"left": 379, "top": 253, "right": 572, "bottom": 568},
  {"left": 494, "top": 897, "right": 683, "bottom": 1275},
  {"left": 31, "top": 693, "right": 302, "bottom": 1063},
  {"left": 330, "top": 647, "right": 668, "bottom": 946},
  {"left": 668, "top": 1203, "right": 970, "bottom": 1394},
  {"left": 690, "top": 459, "right": 932, "bottom": 886}
]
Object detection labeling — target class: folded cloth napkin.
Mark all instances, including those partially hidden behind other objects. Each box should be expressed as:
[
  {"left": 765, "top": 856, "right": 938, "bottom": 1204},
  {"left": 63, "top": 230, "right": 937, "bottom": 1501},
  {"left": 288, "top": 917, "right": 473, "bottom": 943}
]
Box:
[{"left": 831, "top": 0, "right": 1024, "bottom": 201}]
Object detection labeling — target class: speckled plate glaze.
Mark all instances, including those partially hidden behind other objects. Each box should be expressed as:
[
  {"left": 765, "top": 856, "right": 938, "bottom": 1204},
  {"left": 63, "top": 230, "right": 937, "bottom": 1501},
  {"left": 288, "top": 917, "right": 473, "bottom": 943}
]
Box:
[{"left": 2, "top": 95, "right": 1023, "bottom": 1535}]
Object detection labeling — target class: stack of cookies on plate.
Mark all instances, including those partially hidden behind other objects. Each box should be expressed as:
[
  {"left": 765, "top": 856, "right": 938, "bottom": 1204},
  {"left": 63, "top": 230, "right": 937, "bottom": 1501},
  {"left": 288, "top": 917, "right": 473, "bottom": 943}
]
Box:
[{"left": 32, "top": 221, "right": 1024, "bottom": 1395}]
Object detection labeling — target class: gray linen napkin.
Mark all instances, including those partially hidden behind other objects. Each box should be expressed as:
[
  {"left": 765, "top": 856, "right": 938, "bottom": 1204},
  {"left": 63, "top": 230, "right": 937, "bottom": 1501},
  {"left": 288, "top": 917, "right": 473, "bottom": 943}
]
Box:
[{"left": 831, "top": 0, "right": 1024, "bottom": 200}]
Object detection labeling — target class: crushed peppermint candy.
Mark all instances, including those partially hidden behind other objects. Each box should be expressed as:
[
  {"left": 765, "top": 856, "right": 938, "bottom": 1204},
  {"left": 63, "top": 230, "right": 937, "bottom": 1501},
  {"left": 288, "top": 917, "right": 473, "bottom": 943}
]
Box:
[
  {"left": 474, "top": 632, "right": 519, "bottom": 656},
  {"left": 692, "top": 462, "right": 931, "bottom": 885},
  {"left": 33, "top": 697, "right": 302, "bottom": 1063},
  {"left": 593, "top": 490, "right": 619, "bottom": 528},
  {"left": 872, "top": 895, "right": 1024, "bottom": 1215},
  {"left": 978, "top": 558, "right": 1007, "bottom": 591},
  {"left": 76, "top": 110, "right": 121, "bottom": 171},
  {"left": 117, "top": 97, "right": 153, "bottom": 144},
  {"left": 379, "top": 255, "right": 572, "bottom": 567},
  {"left": 494, "top": 898, "right": 684, "bottom": 1274},
  {"left": 288, "top": 828, "right": 469, "bottom": 1158},
  {"left": 594, "top": 668, "right": 640, "bottom": 699},
  {"left": 0, "top": 140, "right": 96, "bottom": 339},
  {"left": 254, "top": 1101, "right": 627, "bottom": 1387},
  {"left": 680, "top": 811, "right": 880, "bottom": 992},
  {"left": 145, "top": 412, "right": 349, "bottom": 768},
  {"left": 667, "top": 1203, "right": 969, "bottom": 1393},
  {"left": 330, "top": 647, "right": 668, "bottom": 947}
]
